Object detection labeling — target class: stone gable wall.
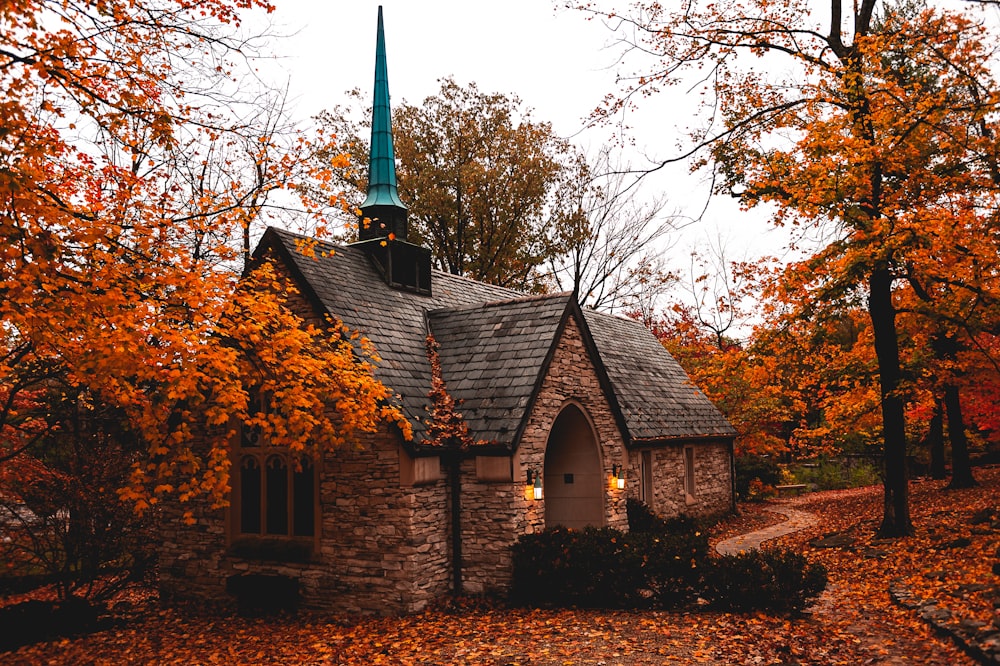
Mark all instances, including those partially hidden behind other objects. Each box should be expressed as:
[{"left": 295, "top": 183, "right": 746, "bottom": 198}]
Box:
[{"left": 458, "top": 314, "right": 630, "bottom": 594}]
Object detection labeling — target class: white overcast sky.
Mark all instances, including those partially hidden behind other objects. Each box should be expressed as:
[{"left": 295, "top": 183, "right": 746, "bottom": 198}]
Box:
[{"left": 247, "top": 0, "right": 790, "bottom": 268}]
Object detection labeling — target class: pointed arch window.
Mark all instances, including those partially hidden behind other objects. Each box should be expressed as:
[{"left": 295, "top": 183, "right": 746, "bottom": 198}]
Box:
[
  {"left": 232, "top": 394, "right": 318, "bottom": 543},
  {"left": 239, "top": 456, "right": 262, "bottom": 534},
  {"left": 265, "top": 455, "right": 289, "bottom": 535}
]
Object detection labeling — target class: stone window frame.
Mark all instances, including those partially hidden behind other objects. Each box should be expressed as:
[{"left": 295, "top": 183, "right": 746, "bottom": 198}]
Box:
[
  {"left": 683, "top": 445, "right": 696, "bottom": 505},
  {"left": 229, "top": 393, "right": 320, "bottom": 559},
  {"left": 234, "top": 451, "right": 317, "bottom": 537},
  {"left": 639, "top": 450, "right": 654, "bottom": 505}
]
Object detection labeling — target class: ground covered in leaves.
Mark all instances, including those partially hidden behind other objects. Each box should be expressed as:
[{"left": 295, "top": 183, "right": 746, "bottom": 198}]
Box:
[{"left": 6, "top": 469, "right": 999, "bottom": 665}]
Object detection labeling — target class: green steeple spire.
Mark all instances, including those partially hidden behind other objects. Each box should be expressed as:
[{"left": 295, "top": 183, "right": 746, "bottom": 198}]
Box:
[{"left": 359, "top": 6, "right": 408, "bottom": 240}]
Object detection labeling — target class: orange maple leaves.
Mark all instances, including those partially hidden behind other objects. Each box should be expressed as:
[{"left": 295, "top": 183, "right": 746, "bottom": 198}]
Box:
[
  {"left": 0, "top": 0, "right": 408, "bottom": 514},
  {"left": 11, "top": 473, "right": 994, "bottom": 663},
  {"left": 593, "top": 0, "right": 1000, "bottom": 487}
]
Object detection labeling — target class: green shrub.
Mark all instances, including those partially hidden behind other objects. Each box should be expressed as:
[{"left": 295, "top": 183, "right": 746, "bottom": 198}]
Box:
[
  {"left": 633, "top": 532, "right": 707, "bottom": 607},
  {"left": 628, "top": 501, "right": 711, "bottom": 606},
  {"left": 512, "top": 506, "right": 826, "bottom": 614},
  {"left": 703, "top": 548, "right": 828, "bottom": 612},
  {"left": 846, "top": 461, "right": 880, "bottom": 488},
  {"left": 512, "top": 507, "right": 711, "bottom": 609},
  {"left": 735, "top": 456, "right": 782, "bottom": 499},
  {"left": 627, "top": 498, "right": 706, "bottom": 537},
  {"left": 510, "top": 526, "right": 646, "bottom": 608},
  {"left": 792, "top": 458, "right": 879, "bottom": 491},
  {"left": 627, "top": 497, "right": 670, "bottom": 534}
]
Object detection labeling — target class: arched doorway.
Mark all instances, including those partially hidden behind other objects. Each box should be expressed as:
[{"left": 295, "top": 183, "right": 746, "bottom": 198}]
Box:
[{"left": 543, "top": 404, "right": 604, "bottom": 529}]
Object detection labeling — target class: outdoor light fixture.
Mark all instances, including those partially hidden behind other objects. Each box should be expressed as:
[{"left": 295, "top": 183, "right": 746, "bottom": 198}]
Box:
[
  {"left": 612, "top": 464, "right": 626, "bottom": 490},
  {"left": 526, "top": 468, "right": 543, "bottom": 500}
]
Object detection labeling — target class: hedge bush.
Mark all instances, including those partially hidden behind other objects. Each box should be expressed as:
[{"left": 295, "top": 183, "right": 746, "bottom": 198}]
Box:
[
  {"left": 703, "top": 548, "right": 828, "bottom": 612},
  {"left": 511, "top": 501, "right": 827, "bottom": 613},
  {"left": 626, "top": 497, "right": 673, "bottom": 534},
  {"left": 511, "top": 503, "right": 710, "bottom": 609},
  {"left": 510, "top": 526, "right": 646, "bottom": 608},
  {"left": 625, "top": 500, "right": 710, "bottom": 606},
  {"left": 0, "top": 596, "right": 102, "bottom": 651},
  {"left": 735, "top": 455, "right": 783, "bottom": 499},
  {"left": 630, "top": 532, "right": 706, "bottom": 607}
]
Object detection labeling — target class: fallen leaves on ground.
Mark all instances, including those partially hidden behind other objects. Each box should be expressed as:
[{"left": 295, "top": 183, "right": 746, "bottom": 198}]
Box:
[{"left": 8, "top": 470, "right": 999, "bottom": 665}]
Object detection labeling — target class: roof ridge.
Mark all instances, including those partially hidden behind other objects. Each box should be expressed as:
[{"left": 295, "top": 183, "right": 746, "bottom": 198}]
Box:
[
  {"left": 483, "top": 291, "right": 574, "bottom": 308},
  {"left": 426, "top": 267, "right": 524, "bottom": 294},
  {"left": 581, "top": 306, "right": 649, "bottom": 327},
  {"left": 267, "top": 228, "right": 526, "bottom": 294},
  {"left": 426, "top": 291, "right": 573, "bottom": 316}
]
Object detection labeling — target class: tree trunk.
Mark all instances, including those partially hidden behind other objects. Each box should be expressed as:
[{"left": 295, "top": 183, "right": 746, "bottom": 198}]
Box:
[
  {"left": 931, "top": 333, "right": 977, "bottom": 490},
  {"left": 243, "top": 224, "right": 251, "bottom": 274},
  {"left": 944, "top": 383, "right": 977, "bottom": 489},
  {"left": 868, "top": 266, "right": 913, "bottom": 537},
  {"left": 928, "top": 399, "right": 946, "bottom": 480}
]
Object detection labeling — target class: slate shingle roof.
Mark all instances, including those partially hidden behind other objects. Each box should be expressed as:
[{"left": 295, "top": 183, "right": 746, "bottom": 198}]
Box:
[
  {"left": 263, "top": 228, "right": 520, "bottom": 442},
  {"left": 427, "top": 293, "right": 573, "bottom": 447},
  {"left": 260, "top": 227, "right": 735, "bottom": 448},
  {"left": 583, "top": 309, "right": 737, "bottom": 441}
]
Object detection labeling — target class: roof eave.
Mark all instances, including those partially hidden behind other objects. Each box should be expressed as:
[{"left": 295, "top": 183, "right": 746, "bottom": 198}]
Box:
[{"left": 626, "top": 432, "right": 737, "bottom": 449}]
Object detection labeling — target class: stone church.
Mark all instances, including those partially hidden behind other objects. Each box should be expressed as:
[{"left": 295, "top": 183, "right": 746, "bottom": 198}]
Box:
[{"left": 158, "top": 7, "right": 736, "bottom": 615}]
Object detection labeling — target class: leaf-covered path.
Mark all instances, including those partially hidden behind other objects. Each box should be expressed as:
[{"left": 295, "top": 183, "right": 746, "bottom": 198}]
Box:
[
  {"left": 8, "top": 470, "right": 999, "bottom": 664},
  {"left": 715, "top": 504, "right": 818, "bottom": 555}
]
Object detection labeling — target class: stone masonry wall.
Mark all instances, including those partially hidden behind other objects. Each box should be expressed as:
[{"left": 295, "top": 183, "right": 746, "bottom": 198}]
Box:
[
  {"left": 459, "top": 314, "right": 630, "bottom": 594},
  {"left": 159, "top": 252, "right": 452, "bottom": 615},
  {"left": 158, "top": 423, "right": 452, "bottom": 615},
  {"left": 315, "top": 432, "right": 450, "bottom": 614},
  {"left": 628, "top": 440, "right": 733, "bottom": 519},
  {"left": 158, "top": 488, "right": 234, "bottom": 612}
]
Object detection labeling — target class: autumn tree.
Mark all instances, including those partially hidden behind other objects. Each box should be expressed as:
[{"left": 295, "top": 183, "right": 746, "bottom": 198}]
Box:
[
  {"left": 753, "top": 304, "right": 884, "bottom": 459},
  {"left": 962, "top": 334, "right": 1000, "bottom": 440},
  {"left": 652, "top": 308, "right": 794, "bottom": 457},
  {"left": 648, "top": 258, "right": 878, "bottom": 462},
  {"left": 579, "top": 0, "right": 1000, "bottom": 536},
  {"left": 0, "top": 0, "right": 409, "bottom": 525},
  {"left": 922, "top": 326, "right": 979, "bottom": 488},
  {"left": 169, "top": 92, "right": 309, "bottom": 270},
  {"left": 647, "top": 255, "right": 798, "bottom": 457},
  {"left": 0, "top": 387, "right": 155, "bottom": 605},
  {"left": 315, "top": 78, "right": 572, "bottom": 290},
  {"left": 545, "top": 147, "right": 679, "bottom": 313}
]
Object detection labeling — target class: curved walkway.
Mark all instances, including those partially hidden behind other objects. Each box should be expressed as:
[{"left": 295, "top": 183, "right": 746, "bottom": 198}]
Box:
[{"left": 715, "top": 502, "right": 818, "bottom": 555}]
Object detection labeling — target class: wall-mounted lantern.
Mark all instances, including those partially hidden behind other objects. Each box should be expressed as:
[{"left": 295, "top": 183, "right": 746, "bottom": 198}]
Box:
[
  {"left": 526, "top": 468, "right": 543, "bottom": 500},
  {"left": 612, "top": 463, "right": 626, "bottom": 490}
]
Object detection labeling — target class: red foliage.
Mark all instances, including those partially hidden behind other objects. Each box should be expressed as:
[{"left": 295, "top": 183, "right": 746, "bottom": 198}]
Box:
[{"left": 422, "top": 335, "right": 488, "bottom": 450}]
